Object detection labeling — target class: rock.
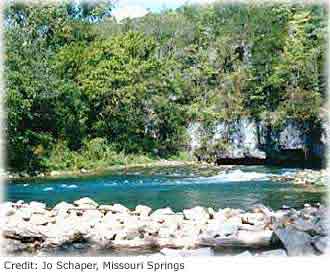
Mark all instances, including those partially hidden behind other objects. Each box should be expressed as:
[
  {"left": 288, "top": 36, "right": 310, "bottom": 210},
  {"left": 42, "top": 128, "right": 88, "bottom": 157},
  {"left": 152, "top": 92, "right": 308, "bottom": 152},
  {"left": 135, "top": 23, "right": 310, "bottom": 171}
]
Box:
[
  {"left": 274, "top": 225, "right": 316, "bottom": 256},
  {"left": 30, "top": 214, "right": 50, "bottom": 225},
  {"left": 112, "top": 237, "right": 152, "bottom": 248},
  {"left": 102, "top": 212, "right": 123, "bottom": 226},
  {"left": 183, "top": 206, "right": 210, "bottom": 222},
  {"left": 80, "top": 168, "right": 88, "bottom": 174},
  {"left": 3, "top": 216, "right": 45, "bottom": 241},
  {"left": 258, "top": 249, "right": 287, "bottom": 257},
  {"left": 213, "top": 211, "right": 227, "bottom": 223},
  {"left": 115, "top": 227, "right": 140, "bottom": 241},
  {"left": 80, "top": 210, "right": 103, "bottom": 226},
  {"left": 73, "top": 197, "right": 98, "bottom": 208},
  {"left": 53, "top": 202, "right": 75, "bottom": 214},
  {"left": 87, "top": 222, "right": 116, "bottom": 246},
  {"left": 143, "top": 221, "right": 161, "bottom": 235},
  {"left": 108, "top": 204, "right": 129, "bottom": 214},
  {"left": 150, "top": 207, "right": 174, "bottom": 217},
  {"left": 312, "top": 236, "right": 328, "bottom": 254},
  {"left": 16, "top": 208, "right": 32, "bottom": 220},
  {"left": 291, "top": 218, "right": 323, "bottom": 235},
  {"left": 205, "top": 219, "right": 239, "bottom": 237},
  {"left": 2, "top": 239, "right": 32, "bottom": 254},
  {"left": 160, "top": 247, "right": 214, "bottom": 257},
  {"left": 29, "top": 201, "right": 46, "bottom": 210},
  {"left": 50, "top": 171, "right": 62, "bottom": 177},
  {"left": 222, "top": 207, "right": 242, "bottom": 218},
  {"left": 236, "top": 230, "right": 273, "bottom": 247},
  {"left": 98, "top": 205, "right": 114, "bottom": 212},
  {"left": 135, "top": 205, "right": 152, "bottom": 216},
  {"left": 238, "top": 224, "right": 265, "bottom": 232},
  {"left": 0, "top": 202, "right": 16, "bottom": 217},
  {"left": 43, "top": 214, "right": 88, "bottom": 246},
  {"left": 242, "top": 212, "right": 265, "bottom": 224},
  {"left": 207, "top": 208, "right": 216, "bottom": 218},
  {"left": 236, "top": 250, "right": 253, "bottom": 257},
  {"left": 28, "top": 202, "right": 47, "bottom": 215}
]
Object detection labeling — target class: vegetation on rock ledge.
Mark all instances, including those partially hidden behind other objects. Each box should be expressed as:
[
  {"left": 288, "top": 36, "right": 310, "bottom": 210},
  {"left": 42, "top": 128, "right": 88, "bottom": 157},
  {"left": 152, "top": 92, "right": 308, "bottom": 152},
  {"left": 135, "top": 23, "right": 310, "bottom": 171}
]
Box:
[{"left": 5, "top": 1, "right": 328, "bottom": 173}]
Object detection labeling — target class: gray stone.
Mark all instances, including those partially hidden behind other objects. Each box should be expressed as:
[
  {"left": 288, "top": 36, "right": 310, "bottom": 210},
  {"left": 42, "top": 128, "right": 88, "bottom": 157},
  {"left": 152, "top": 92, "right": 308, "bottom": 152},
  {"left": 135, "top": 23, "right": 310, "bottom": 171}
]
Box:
[
  {"left": 274, "top": 225, "right": 316, "bottom": 256},
  {"left": 292, "top": 218, "right": 323, "bottom": 235},
  {"left": 312, "top": 236, "right": 328, "bottom": 254}
]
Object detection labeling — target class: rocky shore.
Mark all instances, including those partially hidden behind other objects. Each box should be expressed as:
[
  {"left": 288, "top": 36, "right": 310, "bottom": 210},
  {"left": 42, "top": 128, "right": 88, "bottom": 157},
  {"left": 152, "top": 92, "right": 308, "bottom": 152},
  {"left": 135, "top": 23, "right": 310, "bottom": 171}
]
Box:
[
  {"left": 1, "top": 198, "right": 328, "bottom": 257},
  {"left": 4, "top": 160, "right": 198, "bottom": 181},
  {"left": 269, "top": 169, "right": 329, "bottom": 186}
]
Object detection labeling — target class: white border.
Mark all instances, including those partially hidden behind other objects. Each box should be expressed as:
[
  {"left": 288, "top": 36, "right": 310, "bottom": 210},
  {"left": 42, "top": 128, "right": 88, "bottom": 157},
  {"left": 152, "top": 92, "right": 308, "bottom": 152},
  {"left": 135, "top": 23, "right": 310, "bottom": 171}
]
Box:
[{"left": 0, "top": 1, "right": 329, "bottom": 275}]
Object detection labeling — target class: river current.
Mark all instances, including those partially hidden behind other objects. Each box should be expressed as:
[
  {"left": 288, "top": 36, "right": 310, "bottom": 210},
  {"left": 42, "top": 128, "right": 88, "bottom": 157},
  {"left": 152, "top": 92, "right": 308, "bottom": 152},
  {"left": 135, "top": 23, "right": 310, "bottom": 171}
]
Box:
[{"left": 5, "top": 165, "right": 325, "bottom": 211}]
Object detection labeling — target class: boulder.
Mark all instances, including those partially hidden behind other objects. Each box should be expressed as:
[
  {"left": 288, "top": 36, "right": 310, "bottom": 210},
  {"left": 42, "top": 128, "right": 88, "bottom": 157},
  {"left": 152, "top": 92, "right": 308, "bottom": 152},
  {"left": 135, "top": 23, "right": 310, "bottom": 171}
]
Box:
[
  {"left": 0, "top": 202, "right": 15, "bottom": 217},
  {"left": 158, "top": 224, "right": 178, "bottom": 239},
  {"left": 312, "top": 236, "right": 328, "bottom": 254},
  {"left": 205, "top": 220, "right": 238, "bottom": 237},
  {"left": 16, "top": 208, "right": 32, "bottom": 221},
  {"left": 102, "top": 212, "right": 123, "bottom": 226},
  {"left": 142, "top": 221, "right": 161, "bottom": 235},
  {"left": 29, "top": 201, "right": 46, "bottom": 210},
  {"left": 73, "top": 197, "right": 98, "bottom": 208},
  {"left": 207, "top": 208, "right": 216, "bottom": 218},
  {"left": 291, "top": 218, "right": 323, "bottom": 235},
  {"left": 150, "top": 207, "right": 174, "bottom": 217},
  {"left": 87, "top": 222, "right": 116, "bottom": 246},
  {"left": 200, "top": 230, "right": 273, "bottom": 248},
  {"left": 108, "top": 204, "right": 129, "bottom": 214},
  {"left": 183, "top": 206, "right": 210, "bottom": 223},
  {"left": 2, "top": 239, "right": 32, "bottom": 254},
  {"left": 80, "top": 210, "right": 103, "bottom": 227},
  {"left": 135, "top": 205, "right": 152, "bottom": 217},
  {"left": 98, "top": 205, "right": 114, "bottom": 212},
  {"left": 274, "top": 225, "right": 316, "bottom": 256},
  {"left": 3, "top": 216, "right": 45, "bottom": 241},
  {"left": 241, "top": 213, "right": 265, "bottom": 225},
  {"left": 52, "top": 202, "right": 75, "bottom": 215},
  {"left": 30, "top": 214, "right": 50, "bottom": 225}
]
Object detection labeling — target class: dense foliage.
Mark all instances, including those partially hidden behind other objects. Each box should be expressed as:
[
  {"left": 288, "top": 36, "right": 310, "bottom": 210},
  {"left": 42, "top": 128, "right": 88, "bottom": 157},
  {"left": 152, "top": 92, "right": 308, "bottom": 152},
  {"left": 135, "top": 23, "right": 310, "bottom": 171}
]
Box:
[{"left": 4, "top": 1, "right": 328, "bottom": 173}]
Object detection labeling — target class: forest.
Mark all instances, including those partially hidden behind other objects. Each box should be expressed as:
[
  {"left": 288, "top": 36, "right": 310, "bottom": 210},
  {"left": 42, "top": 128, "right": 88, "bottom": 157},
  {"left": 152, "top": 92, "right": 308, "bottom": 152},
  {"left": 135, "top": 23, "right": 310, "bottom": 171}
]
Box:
[{"left": 4, "top": 1, "right": 328, "bottom": 173}]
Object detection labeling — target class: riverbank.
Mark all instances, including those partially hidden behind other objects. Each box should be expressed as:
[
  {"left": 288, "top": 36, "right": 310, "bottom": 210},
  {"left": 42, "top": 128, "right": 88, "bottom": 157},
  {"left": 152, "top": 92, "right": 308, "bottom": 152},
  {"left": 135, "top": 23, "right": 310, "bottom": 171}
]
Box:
[
  {"left": 5, "top": 160, "right": 202, "bottom": 182},
  {"left": 1, "top": 198, "right": 328, "bottom": 256}
]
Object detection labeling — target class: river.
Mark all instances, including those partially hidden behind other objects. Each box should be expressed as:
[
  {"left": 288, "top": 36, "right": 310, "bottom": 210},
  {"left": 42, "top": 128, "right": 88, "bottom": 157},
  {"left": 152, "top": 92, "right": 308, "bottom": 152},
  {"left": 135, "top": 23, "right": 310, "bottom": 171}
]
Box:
[{"left": 5, "top": 165, "right": 325, "bottom": 211}]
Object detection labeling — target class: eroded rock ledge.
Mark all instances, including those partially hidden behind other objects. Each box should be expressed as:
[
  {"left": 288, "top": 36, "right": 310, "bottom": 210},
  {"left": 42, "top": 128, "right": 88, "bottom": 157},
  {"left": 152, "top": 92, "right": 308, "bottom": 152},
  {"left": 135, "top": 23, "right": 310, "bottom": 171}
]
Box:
[{"left": 1, "top": 198, "right": 328, "bottom": 256}]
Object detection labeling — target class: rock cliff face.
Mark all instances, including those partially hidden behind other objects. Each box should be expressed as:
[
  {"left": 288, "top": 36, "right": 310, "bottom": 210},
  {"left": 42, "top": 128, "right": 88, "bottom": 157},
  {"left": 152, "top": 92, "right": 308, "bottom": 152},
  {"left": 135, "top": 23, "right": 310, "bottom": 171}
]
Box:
[{"left": 188, "top": 118, "right": 326, "bottom": 168}]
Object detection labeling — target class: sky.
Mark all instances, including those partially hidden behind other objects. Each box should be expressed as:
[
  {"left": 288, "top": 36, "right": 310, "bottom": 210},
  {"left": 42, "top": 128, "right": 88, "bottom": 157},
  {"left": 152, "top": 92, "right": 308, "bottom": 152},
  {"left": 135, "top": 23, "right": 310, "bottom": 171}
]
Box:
[{"left": 112, "top": 0, "right": 218, "bottom": 21}]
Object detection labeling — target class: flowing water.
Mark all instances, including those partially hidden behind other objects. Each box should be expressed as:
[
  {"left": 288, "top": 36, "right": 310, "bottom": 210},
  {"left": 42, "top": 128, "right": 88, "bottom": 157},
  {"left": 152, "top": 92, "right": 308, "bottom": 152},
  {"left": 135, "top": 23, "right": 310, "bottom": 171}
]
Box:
[{"left": 5, "top": 165, "right": 325, "bottom": 211}]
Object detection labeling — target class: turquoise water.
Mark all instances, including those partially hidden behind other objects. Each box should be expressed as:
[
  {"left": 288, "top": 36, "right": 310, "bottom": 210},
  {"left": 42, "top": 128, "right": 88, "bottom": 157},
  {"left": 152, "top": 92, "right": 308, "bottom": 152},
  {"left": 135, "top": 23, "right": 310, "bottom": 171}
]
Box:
[{"left": 5, "top": 165, "right": 325, "bottom": 211}]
